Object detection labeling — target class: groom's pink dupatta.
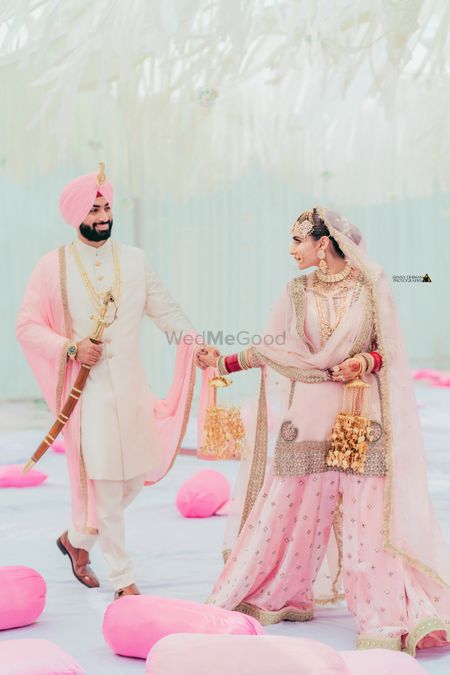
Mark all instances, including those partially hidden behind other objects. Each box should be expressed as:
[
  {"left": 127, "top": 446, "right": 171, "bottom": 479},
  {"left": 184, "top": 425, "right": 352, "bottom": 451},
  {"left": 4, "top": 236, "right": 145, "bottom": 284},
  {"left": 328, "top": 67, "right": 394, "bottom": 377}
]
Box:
[
  {"left": 224, "top": 209, "right": 449, "bottom": 596},
  {"left": 16, "top": 247, "right": 202, "bottom": 534}
]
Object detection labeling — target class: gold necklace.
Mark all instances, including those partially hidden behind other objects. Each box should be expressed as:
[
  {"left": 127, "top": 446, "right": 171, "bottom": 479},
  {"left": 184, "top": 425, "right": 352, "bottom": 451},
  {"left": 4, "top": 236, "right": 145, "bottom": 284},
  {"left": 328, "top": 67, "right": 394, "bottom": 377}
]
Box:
[
  {"left": 315, "top": 261, "right": 352, "bottom": 284},
  {"left": 70, "top": 241, "right": 121, "bottom": 312},
  {"left": 314, "top": 293, "right": 348, "bottom": 348}
]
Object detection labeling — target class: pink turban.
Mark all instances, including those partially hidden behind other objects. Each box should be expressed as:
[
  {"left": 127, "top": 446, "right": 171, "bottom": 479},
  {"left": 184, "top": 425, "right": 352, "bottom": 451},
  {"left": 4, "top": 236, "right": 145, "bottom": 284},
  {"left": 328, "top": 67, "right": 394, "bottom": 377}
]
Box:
[{"left": 59, "top": 171, "right": 114, "bottom": 228}]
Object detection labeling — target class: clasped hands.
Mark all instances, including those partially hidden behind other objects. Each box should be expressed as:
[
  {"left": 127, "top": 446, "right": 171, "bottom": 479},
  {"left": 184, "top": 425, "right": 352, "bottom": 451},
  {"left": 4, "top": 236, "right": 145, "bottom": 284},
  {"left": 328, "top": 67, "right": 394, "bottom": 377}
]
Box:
[
  {"left": 329, "top": 356, "right": 363, "bottom": 383},
  {"left": 195, "top": 344, "right": 221, "bottom": 370},
  {"left": 74, "top": 336, "right": 220, "bottom": 370}
]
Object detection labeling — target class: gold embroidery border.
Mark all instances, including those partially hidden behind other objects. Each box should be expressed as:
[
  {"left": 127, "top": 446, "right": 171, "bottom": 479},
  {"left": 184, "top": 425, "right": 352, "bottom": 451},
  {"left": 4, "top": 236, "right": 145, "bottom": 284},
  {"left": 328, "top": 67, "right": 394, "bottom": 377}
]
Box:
[
  {"left": 288, "top": 380, "right": 296, "bottom": 408},
  {"left": 56, "top": 246, "right": 73, "bottom": 414},
  {"left": 288, "top": 276, "right": 316, "bottom": 353},
  {"left": 58, "top": 246, "right": 97, "bottom": 535},
  {"left": 349, "top": 283, "right": 373, "bottom": 357},
  {"left": 330, "top": 492, "right": 344, "bottom": 603},
  {"left": 222, "top": 548, "right": 231, "bottom": 563},
  {"left": 405, "top": 617, "right": 450, "bottom": 656},
  {"left": 315, "top": 593, "right": 346, "bottom": 606},
  {"left": 235, "top": 602, "right": 313, "bottom": 625},
  {"left": 56, "top": 344, "right": 70, "bottom": 417},
  {"left": 357, "top": 635, "right": 401, "bottom": 651},
  {"left": 319, "top": 209, "right": 449, "bottom": 590},
  {"left": 59, "top": 246, "right": 73, "bottom": 339},
  {"left": 249, "top": 347, "right": 330, "bottom": 383},
  {"left": 239, "top": 371, "right": 268, "bottom": 531},
  {"left": 166, "top": 356, "right": 197, "bottom": 475},
  {"left": 79, "top": 443, "right": 91, "bottom": 533},
  {"left": 273, "top": 436, "right": 387, "bottom": 477},
  {"left": 148, "top": 351, "right": 197, "bottom": 485}
]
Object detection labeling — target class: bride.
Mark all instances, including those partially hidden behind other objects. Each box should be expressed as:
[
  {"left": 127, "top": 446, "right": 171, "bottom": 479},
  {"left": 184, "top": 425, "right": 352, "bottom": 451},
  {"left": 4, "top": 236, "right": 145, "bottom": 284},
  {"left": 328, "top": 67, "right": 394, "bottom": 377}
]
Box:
[{"left": 198, "top": 207, "right": 450, "bottom": 655}]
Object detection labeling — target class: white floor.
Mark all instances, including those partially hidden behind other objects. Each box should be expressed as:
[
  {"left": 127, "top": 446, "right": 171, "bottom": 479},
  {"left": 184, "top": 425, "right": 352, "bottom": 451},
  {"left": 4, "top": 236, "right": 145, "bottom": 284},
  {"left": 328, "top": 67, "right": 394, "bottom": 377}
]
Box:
[{"left": 0, "top": 384, "right": 449, "bottom": 674}]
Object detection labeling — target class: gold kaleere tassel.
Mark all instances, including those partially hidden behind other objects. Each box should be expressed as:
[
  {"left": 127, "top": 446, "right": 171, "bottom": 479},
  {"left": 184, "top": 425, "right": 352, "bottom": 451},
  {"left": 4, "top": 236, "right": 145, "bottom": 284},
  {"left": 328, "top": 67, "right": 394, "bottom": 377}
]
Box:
[
  {"left": 326, "top": 379, "right": 375, "bottom": 473},
  {"left": 197, "top": 375, "right": 246, "bottom": 461}
]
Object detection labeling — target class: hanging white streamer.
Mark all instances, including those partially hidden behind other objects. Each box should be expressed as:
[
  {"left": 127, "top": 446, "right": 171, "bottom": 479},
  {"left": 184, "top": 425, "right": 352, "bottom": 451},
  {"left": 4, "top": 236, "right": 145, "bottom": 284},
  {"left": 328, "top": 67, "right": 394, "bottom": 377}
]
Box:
[{"left": 0, "top": 0, "right": 449, "bottom": 203}]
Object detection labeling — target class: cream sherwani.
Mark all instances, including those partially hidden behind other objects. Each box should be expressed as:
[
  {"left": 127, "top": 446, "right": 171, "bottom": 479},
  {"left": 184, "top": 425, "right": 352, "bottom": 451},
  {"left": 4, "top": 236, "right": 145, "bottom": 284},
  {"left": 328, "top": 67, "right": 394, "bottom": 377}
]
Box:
[
  {"left": 66, "top": 237, "right": 193, "bottom": 589},
  {"left": 66, "top": 237, "right": 193, "bottom": 480}
]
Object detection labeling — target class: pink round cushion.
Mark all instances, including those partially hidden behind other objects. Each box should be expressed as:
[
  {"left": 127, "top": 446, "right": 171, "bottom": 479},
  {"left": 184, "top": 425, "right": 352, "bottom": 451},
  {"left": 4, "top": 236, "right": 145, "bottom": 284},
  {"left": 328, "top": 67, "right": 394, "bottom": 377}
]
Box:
[
  {"left": 0, "top": 639, "right": 84, "bottom": 674},
  {"left": 341, "top": 649, "right": 428, "bottom": 674},
  {"left": 0, "top": 566, "right": 46, "bottom": 630},
  {"left": 176, "top": 469, "right": 230, "bottom": 518},
  {"left": 145, "top": 634, "right": 347, "bottom": 674},
  {"left": 103, "top": 595, "right": 264, "bottom": 659},
  {"left": 0, "top": 464, "right": 47, "bottom": 487},
  {"left": 412, "top": 368, "right": 450, "bottom": 387}
]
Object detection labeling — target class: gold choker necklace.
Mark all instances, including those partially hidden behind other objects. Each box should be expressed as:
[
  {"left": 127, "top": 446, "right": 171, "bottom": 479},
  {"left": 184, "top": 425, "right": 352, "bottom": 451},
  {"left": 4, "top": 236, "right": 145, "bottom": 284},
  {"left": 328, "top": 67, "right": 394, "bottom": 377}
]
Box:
[{"left": 315, "top": 262, "right": 352, "bottom": 283}]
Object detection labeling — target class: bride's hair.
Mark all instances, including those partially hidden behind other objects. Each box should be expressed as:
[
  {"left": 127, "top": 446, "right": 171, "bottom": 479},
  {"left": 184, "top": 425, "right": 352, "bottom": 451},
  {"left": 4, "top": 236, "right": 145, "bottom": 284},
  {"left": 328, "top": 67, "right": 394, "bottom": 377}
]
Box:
[{"left": 296, "top": 207, "right": 345, "bottom": 259}]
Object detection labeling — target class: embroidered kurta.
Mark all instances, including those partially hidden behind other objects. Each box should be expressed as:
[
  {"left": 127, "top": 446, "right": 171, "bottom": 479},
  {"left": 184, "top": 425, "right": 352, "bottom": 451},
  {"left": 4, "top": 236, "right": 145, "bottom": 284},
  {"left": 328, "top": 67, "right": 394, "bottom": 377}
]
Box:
[{"left": 271, "top": 272, "right": 385, "bottom": 478}]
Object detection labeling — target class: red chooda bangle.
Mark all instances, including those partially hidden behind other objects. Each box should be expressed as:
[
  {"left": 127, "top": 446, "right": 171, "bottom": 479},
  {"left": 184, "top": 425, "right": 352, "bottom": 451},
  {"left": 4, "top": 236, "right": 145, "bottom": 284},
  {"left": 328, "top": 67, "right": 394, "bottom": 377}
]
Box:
[
  {"left": 224, "top": 354, "right": 242, "bottom": 373},
  {"left": 369, "top": 351, "right": 383, "bottom": 372}
]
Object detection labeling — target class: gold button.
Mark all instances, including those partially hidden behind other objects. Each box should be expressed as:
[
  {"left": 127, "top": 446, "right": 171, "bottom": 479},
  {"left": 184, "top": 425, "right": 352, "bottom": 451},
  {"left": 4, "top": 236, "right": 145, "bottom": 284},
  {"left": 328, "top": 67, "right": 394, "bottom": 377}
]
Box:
[
  {"left": 107, "top": 354, "right": 113, "bottom": 359},
  {"left": 95, "top": 261, "right": 101, "bottom": 267},
  {"left": 98, "top": 275, "right": 104, "bottom": 281},
  {"left": 105, "top": 337, "right": 111, "bottom": 343}
]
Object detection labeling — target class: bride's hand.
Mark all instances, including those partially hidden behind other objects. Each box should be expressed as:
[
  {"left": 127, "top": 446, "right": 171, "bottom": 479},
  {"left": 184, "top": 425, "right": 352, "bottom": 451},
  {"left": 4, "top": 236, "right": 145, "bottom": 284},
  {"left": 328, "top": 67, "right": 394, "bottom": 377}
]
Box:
[
  {"left": 195, "top": 345, "right": 220, "bottom": 370},
  {"left": 330, "top": 357, "right": 361, "bottom": 383}
]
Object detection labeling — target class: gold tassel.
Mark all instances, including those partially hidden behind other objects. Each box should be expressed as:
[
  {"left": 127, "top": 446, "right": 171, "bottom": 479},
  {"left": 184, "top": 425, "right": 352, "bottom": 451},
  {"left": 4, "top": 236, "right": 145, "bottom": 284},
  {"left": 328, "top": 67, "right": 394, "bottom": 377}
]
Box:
[
  {"left": 197, "top": 376, "right": 246, "bottom": 461},
  {"left": 326, "top": 379, "right": 375, "bottom": 473}
]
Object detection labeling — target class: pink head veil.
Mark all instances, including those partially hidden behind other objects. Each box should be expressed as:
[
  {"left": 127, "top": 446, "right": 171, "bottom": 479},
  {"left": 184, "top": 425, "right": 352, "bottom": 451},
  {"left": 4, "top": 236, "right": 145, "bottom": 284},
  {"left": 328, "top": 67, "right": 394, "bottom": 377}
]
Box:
[{"left": 224, "top": 207, "right": 449, "bottom": 591}]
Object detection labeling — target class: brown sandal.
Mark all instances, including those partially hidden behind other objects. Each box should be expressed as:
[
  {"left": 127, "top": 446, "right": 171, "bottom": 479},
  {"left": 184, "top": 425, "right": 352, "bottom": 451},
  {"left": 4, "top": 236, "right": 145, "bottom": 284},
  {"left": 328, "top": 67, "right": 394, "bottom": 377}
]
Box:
[
  {"left": 57, "top": 531, "right": 100, "bottom": 589},
  {"left": 114, "top": 583, "right": 140, "bottom": 600}
]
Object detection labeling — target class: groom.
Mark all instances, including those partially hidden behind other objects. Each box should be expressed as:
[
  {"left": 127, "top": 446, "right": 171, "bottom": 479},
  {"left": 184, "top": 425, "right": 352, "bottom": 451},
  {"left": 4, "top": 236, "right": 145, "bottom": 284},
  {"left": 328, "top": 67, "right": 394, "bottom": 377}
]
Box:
[{"left": 16, "top": 164, "right": 218, "bottom": 599}]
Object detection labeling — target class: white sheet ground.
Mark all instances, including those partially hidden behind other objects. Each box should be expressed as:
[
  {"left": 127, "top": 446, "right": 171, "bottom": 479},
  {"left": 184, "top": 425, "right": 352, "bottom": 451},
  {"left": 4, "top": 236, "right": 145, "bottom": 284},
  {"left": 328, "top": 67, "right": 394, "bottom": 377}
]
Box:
[{"left": 1, "top": 384, "right": 449, "bottom": 675}]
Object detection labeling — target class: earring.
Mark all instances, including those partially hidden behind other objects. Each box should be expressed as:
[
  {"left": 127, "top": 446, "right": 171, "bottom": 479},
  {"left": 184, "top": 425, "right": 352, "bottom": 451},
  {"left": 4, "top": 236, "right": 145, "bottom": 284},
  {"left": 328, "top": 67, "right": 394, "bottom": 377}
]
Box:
[{"left": 317, "top": 249, "right": 328, "bottom": 274}]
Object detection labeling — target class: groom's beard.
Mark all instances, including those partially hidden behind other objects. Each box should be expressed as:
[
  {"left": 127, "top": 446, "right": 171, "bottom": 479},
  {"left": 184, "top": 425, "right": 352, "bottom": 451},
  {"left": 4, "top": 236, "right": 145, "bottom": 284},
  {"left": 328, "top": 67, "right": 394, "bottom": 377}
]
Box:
[{"left": 79, "top": 219, "right": 113, "bottom": 242}]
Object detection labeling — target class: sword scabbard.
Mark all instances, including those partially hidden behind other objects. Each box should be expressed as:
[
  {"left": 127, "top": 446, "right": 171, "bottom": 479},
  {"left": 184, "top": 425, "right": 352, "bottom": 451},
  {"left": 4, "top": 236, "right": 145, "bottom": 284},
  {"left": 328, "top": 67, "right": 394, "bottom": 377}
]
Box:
[{"left": 22, "top": 292, "right": 117, "bottom": 473}]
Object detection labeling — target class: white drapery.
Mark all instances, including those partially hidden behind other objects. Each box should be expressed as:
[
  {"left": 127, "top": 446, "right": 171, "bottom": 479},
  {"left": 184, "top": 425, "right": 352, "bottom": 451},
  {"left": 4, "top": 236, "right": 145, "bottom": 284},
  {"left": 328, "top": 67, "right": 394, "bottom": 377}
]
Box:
[{"left": 1, "top": 1, "right": 450, "bottom": 203}]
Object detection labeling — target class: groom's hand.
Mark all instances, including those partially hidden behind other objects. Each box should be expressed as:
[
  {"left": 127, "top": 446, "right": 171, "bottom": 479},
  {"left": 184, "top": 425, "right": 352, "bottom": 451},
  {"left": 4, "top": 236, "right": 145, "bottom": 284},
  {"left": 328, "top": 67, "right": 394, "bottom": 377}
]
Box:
[
  {"left": 196, "top": 344, "right": 221, "bottom": 370},
  {"left": 76, "top": 337, "right": 103, "bottom": 366}
]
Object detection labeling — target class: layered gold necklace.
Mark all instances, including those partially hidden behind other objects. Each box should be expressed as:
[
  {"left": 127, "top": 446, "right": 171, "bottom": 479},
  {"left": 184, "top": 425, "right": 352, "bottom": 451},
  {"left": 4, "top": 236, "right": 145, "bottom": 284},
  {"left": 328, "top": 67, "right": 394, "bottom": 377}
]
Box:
[
  {"left": 70, "top": 241, "right": 121, "bottom": 313},
  {"left": 314, "top": 294, "right": 349, "bottom": 348},
  {"left": 312, "top": 263, "right": 356, "bottom": 348}
]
